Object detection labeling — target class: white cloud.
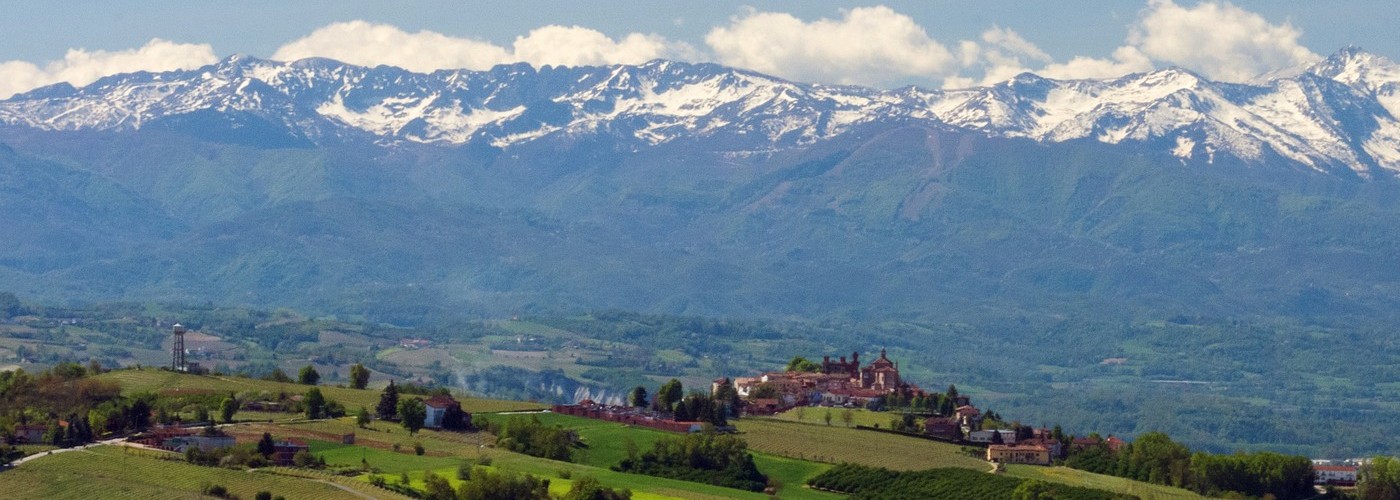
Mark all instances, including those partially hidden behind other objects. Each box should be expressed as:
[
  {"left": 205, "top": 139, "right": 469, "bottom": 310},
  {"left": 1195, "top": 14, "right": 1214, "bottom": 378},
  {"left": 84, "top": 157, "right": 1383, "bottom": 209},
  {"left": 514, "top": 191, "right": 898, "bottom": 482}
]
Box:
[
  {"left": 949, "top": 0, "right": 1319, "bottom": 85},
  {"left": 704, "top": 6, "right": 956, "bottom": 86},
  {"left": 272, "top": 21, "right": 510, "bottom": 72},
  {"left": 1039, "top": 46, "right": 1154, "bottom": 81},
  {"left": 1128, "top": 0, "right": 1319, "bottom": 81},
  {"left": 949, "top": 27, "right": 1055, "bottom": 87},
  {"left": 0, "top": 38, "right": 217, "bottom": 99},
  {"left": 511, "top": 25, "right": 682, "bottom": 67},
  {"left": 271, "top": 21, "right": 685, "bottom": 72}
]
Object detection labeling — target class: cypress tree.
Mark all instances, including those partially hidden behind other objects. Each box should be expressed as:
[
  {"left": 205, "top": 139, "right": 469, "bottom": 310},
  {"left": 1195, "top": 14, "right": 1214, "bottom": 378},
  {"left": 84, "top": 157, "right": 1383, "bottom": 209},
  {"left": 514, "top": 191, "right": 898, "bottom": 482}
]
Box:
[{"left": 376, "top": 381, "right": 399, "bottom": 420}]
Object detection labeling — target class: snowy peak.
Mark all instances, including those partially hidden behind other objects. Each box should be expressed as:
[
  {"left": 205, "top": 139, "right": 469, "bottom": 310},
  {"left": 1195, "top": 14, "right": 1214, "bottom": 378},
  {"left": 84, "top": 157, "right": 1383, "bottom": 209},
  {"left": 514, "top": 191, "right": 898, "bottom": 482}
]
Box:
[
  {"left": 2, "top": 50, "right": 1400, "bottom": 176},
  {"left": 1309, "top": 46, "right": 1400, "bottom": 89}
]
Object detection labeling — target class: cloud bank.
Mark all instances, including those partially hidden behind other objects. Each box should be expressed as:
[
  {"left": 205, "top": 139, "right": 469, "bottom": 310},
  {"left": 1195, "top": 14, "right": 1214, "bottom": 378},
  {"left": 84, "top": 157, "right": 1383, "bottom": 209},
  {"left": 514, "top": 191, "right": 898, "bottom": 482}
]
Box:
[
  {"left": 0, "top": 39, "right": 217, "bottom": 99},
  {"left": 705, "top": 6, "right": 957, "bottom": 86},
  {"left": 271, "top": 21, "right": 686, "bottom": 72},
  {"left": 0, "top": 2, "right": 1332, "bottom": 99}
]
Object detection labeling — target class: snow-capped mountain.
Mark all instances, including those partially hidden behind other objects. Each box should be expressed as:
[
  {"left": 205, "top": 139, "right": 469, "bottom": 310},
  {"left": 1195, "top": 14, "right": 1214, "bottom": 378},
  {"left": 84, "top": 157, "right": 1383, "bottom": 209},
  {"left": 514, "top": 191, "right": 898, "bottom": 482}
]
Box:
[{"left": 2, "top": 48, "right": 1398, "bottom": 175}]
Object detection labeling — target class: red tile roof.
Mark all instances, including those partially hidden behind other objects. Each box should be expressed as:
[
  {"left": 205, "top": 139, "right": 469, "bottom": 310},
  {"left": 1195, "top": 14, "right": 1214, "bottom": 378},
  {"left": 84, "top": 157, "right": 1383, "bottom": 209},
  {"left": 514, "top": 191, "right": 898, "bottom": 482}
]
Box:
[
  {"left": 425, "top": 395, "right": 458, "bottom": 408},
  {"left": 1314, "top": 465, "right": 1358, "bottom": 472}
]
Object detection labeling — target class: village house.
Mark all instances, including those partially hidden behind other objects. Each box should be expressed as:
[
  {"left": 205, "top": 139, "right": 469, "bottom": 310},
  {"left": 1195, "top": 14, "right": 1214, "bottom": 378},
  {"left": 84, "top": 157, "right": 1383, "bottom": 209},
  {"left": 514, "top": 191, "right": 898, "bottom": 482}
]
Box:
[
  {"left": 272, "top": 439, "right": 310, "bottom": 466},
  {"left": 1313, "top": 465, "right": 1358, "bottom": 486},
  {"left": 923, "top": 416, "right": 962, "bottom": 440},
  {"left": 1018, "top": 437, "right": 1064, "bottom": 458},
  {"left": 1071, "top": 435, "right": 1126, "bottom": 453},
  {"left": 968, "top": 429, "right": 1018, "bottom": 445},
  {"left": 987, "top": 443, "right": 1053, "bottom": 465},
  {"left": 423, "top": 394, "right": 464, "bottom": 429},
  {"left": 954, "top": 405, "right": 984, "bottom": 432},
  {"left": 13, "top": 423, "right": 47, "bottom": 444}
]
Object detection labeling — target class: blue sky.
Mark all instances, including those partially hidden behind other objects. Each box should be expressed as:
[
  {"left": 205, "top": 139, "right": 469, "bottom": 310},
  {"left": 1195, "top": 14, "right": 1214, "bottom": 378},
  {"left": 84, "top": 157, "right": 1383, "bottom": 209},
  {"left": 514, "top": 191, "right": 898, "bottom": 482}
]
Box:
[{"left": 1, "top": 1, "right": 1396, "bottom": 98}]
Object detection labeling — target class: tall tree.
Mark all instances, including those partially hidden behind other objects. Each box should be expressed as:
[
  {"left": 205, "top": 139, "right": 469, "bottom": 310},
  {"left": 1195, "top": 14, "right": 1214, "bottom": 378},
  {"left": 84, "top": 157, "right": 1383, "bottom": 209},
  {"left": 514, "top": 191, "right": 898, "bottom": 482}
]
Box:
[
  {"left": 398, "top": 398, "right": 426, "bottom": 435},
  {"left": 785, "top": 356, "right": 820, "bottom": 372},
  {"left": 1359, "top": 456, "right": 1400, "bottom": 500},
  {"left": 0, "top": 291, "right": 22, "bottom": 319},
  {"left": 658, "top": 379, "right": 683, "bottom": 412},
  {"left": 297, "top": 365, "right": 320, "bottom": 385},
  {"left": 628, "top": 386, "right": 648, "bottom": 408},
  {"left": 442, "top": 402, "right": 470, "bottom": 431},
  {"left": 713, "top": 384, "right": 741, "bottom": 417},
  {"left": 376, "top": 381, "right": 399, "bottom": 420},
  {"left": 348, "top": 364, "right": 371, "bottom": 390},
  {"left": 304, "top": 388, "right": 326, "bottom": 419},
  {"left": 219, "top": 397, "right": 238, "bottom": 423},
  {"left": 257, "top": 432, "right": 276, "bottom": 458}
]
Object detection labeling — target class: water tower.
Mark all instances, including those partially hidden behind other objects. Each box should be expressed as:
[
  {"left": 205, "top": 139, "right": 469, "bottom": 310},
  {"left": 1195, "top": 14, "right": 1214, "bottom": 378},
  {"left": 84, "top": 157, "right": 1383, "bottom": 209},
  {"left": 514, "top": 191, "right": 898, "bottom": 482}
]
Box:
[{"left": 171, "top": 323, "right": 187, "bottom": 372}]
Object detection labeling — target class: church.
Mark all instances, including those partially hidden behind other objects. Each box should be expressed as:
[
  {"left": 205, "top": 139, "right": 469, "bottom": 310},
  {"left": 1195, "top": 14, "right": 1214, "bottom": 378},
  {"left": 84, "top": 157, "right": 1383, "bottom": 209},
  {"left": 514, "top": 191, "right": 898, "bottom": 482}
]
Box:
[{"left": 821, "top": 348, "right": 903, "bottom": 392}]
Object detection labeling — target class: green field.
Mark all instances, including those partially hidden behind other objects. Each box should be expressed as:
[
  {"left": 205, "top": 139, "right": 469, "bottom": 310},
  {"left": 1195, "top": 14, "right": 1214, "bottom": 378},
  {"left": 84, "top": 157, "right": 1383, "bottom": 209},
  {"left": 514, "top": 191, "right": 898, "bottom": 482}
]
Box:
[
  {"left": 735, "top": 418, "right": 989, "bottom": 471},
  {"left": 1004, "top": 464, "right": 1207, "bottom": 500},
  {"left": 96, "top": 368, "right": 546, "bottom": 414},
  {"left": 0, "top": 445, "right": 406, "bottom": 500},
  {"left": 769, "top": 407, "right": 906, "bottom": 428},
  {"left": 479, "top": 412, "right": 842, "bottom": 499}
]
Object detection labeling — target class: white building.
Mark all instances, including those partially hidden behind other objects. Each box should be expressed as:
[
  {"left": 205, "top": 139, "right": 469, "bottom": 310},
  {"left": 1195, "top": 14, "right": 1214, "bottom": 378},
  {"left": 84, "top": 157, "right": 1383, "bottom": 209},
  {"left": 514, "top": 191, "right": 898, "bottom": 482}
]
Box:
[
  {"left": 1314, "top": 465, "right": 1358, "bottom": 485},
  {"left": 967, "top": 429, "right": 1018, "bottom": 444}
]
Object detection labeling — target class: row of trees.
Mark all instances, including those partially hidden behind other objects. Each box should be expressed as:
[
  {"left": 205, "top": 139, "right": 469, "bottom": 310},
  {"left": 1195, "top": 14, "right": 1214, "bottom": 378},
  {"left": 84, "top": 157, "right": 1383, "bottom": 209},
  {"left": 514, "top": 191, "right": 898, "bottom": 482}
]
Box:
[
  {"left": 1064, "top": 432, "right": 1315, "bottom": 499},
  {"left": 626, "top": 379, "right": 736, "bottom": 427},
  {"left": 1357, "top": 456, "right": 1400, "bottom": 499},
  {"left": 614, "top": 432, "right": 766, "bottom": 492},
  {"left": 490, "top": 415, "right": 578, "bottom": 462},
  {"left": 291, "top": 362, "right": 370, "bottom": 389}
]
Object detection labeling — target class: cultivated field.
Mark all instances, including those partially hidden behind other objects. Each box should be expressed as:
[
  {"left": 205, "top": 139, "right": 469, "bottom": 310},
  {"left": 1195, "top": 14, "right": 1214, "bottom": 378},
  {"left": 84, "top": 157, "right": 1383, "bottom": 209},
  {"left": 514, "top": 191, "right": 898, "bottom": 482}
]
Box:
[
  {"left": 1004, "top": 464, "right": 1207, "bottom": 500},
  {"left": 768, "top": 406, "right": 905, "bottom": 428},
  {"left": 734, "top": 418, "right": 989, "bottom": 471},
  {"left": 96, "top": 368, "right": 546, "bottom": 413}
]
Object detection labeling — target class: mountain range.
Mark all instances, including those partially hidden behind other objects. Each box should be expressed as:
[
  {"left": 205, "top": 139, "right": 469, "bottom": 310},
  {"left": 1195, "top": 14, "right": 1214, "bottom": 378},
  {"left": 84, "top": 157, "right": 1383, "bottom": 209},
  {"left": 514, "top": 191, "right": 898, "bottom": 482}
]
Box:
[{"left": 1, "top": 48, "right": 1399, "bottom": 324}]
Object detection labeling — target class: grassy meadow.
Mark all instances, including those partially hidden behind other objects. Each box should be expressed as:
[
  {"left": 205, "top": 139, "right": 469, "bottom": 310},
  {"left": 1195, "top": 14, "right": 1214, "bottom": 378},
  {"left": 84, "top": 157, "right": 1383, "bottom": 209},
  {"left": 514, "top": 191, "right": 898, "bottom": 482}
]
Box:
[{"left": 0, "top": 445, "right": 402, "bottom": 500}]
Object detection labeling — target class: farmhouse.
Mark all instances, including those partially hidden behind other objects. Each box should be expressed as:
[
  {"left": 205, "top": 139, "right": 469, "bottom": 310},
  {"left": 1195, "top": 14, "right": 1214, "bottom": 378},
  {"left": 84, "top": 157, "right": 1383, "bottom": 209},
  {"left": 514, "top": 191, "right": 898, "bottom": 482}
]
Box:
[
  {"left": 423, "top": 395, "right": 462, "bottom": 429},
  {"left": 987, "top": 443, "right": 1053, "bottom": 465}
]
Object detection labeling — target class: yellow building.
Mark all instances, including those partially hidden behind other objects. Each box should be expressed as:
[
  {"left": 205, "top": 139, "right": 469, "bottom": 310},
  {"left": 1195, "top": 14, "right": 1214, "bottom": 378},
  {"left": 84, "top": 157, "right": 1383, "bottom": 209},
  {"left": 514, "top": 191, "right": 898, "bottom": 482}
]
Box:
[{"left": 987, "top": 444, "right": 1051, "bottom": 465}]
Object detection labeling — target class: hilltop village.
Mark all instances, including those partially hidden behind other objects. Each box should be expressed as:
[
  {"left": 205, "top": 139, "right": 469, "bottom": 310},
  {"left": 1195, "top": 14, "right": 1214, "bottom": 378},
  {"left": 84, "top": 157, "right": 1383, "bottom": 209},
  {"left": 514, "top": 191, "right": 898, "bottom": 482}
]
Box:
[{"left": 555, "top": 349, "right": 1126, "bottom": 468}]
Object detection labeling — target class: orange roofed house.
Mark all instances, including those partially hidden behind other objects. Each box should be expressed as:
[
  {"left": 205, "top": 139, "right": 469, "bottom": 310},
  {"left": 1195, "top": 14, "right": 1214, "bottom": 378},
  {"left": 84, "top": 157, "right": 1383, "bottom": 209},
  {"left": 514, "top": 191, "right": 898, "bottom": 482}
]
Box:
[{"left": 987, "top": 443, "right": 1053, "bottom": 465}]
